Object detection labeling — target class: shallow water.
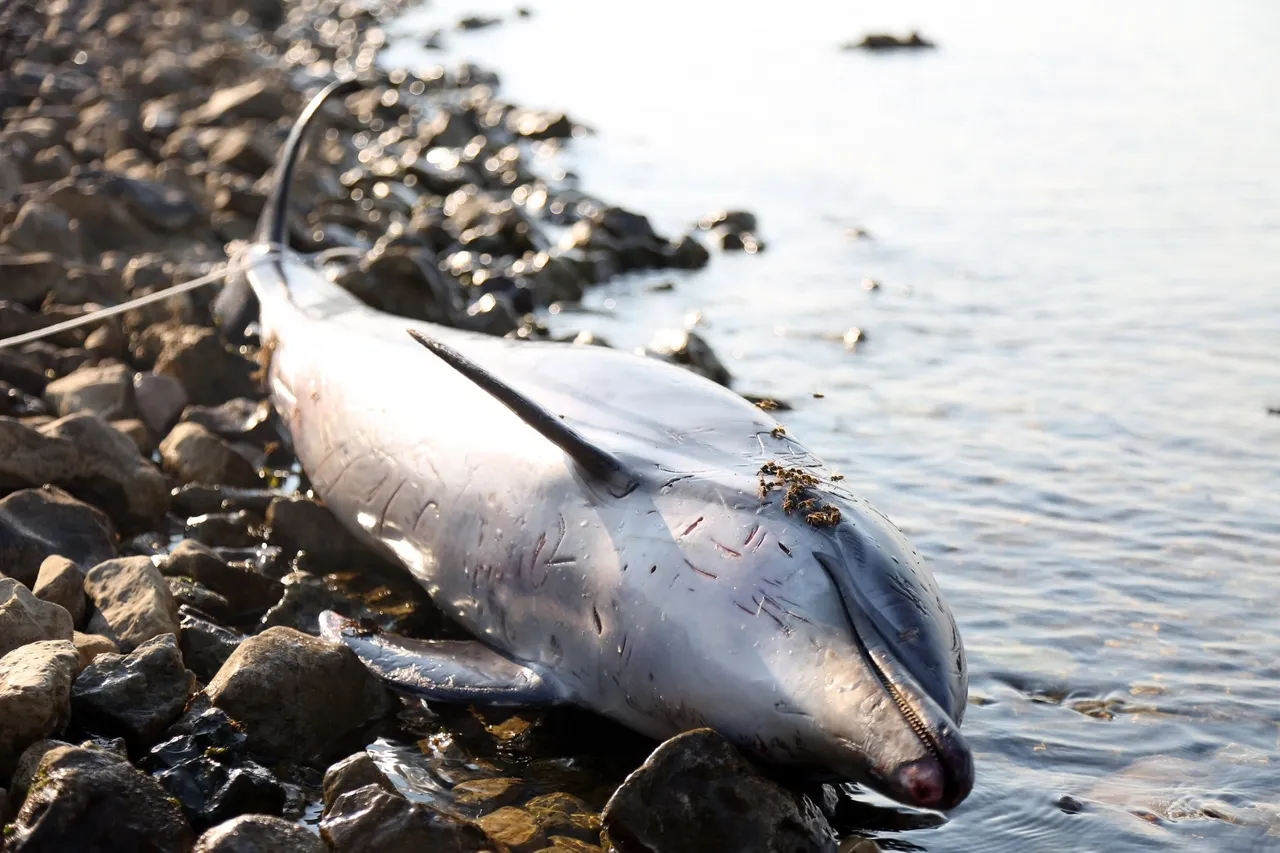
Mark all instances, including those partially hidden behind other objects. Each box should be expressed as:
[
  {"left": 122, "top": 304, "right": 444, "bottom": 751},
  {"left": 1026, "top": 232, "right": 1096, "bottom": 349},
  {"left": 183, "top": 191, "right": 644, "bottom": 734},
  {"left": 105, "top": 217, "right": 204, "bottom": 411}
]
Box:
[{"left": 381, "top": 2, "right": 1280, "bottom": 849}]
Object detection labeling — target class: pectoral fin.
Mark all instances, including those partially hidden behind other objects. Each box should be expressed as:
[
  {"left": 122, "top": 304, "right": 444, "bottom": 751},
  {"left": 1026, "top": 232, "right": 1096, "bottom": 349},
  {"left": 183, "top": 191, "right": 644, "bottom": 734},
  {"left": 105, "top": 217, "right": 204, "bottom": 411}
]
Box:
[{"left": 320, "top": 611, "right": 562, "bottom": 706}]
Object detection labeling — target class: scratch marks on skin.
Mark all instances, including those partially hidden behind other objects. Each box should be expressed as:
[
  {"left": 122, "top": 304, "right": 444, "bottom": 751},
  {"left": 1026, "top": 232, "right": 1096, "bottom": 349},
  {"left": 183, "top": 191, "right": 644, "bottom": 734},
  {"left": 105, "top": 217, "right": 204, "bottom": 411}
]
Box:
[
  {"left": 680, "top": 517, "right": 704, "bottom": 538},
  {"left": 685, "top": 559, "right": 718, "bottom": 580},
  {"left": 661, "top": 474, "right": 695, "bottom": 492},
  {"left": 744, "top": 524, "right": 764, "bottom": 549},
  {"left": 712, "top": 541, "right": 742, "bottom": 558},
  {"left": 375, "top": 478, "right": 407, "bottom": 537},
  {"left": 531, "top": 515, "right": 567, "bottom": 588}
]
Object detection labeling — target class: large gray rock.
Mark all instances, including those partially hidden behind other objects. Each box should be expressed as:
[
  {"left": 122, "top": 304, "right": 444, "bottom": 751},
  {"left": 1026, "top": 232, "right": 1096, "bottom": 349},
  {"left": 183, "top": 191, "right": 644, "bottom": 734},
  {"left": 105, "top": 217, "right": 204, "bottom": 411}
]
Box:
[
  {"left": 0, "top": 640, "right": 78, "bottom": 780},
  {"left": 32, "top": 555, "right": 87, "bottom": 627},
  {"left": 320, "top": 784, "right": 496, "bottom": 853},
  {"left": 0, "top": 578, "right": 75, "bottom": 659},
  {"left": 42, "top": 363, "right": 135, "bottom": 421},
  {"left": 193, "top": 815, "right": 326, "bottom": 853},
  {"left": 178, "top": 610, "right": 242, "bottom": 683},
  {"left": 132, "top": 371, "right": 188, "bottom": 437},
  {"left": 2, "top": 744, "right": 195, "bottom": 852},
  {"left": 205, "top": 627, "right": 391, "bottom": 766},
  {"left": 71, "top": 633, "right": 195, "bottom": 750},
  {"left": 601, "top": 728, "right": 837, "bottom": 853},
  {"left": 0, "top": 486, "right": 115, "bottom": 588},
  {"left": 160, "top": 422, "right": 259, "bottom": 487},
  {"left": 152, "top": 325, "right": 259, "bottom": 407},
  {"left": 83, "top": 556, "right": 180, "bottom": 652},
  {"left": 321, "top": 752, "right": 396, "bottom": 813},
  {"left": 164, "top": 539, "right": 282, "bottom": 625}
]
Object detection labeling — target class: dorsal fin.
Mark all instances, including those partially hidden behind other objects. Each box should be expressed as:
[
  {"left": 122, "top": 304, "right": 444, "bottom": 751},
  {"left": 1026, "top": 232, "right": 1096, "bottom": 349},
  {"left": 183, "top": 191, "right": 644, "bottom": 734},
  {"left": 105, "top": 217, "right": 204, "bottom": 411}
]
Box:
[{"left": 407, "top": 330, "right": 639, "bottom": 496}]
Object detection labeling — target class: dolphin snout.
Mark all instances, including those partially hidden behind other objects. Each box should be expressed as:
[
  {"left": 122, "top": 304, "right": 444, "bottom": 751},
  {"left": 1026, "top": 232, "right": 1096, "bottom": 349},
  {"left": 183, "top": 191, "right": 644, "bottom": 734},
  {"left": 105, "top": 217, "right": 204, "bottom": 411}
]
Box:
[{"left": 894, "top": 759, "right": 944, "bottom": 808}]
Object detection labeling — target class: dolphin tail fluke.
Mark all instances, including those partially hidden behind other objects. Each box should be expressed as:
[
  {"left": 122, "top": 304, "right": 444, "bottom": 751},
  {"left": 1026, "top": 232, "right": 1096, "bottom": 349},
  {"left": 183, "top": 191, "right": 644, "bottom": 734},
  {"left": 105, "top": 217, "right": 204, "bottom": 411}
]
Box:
[
  {"left": 214, "top": 77, "right": 361, "bottom": 341},
  {"left": 320, "top": 612, "right": 563, "bottom": 705}
]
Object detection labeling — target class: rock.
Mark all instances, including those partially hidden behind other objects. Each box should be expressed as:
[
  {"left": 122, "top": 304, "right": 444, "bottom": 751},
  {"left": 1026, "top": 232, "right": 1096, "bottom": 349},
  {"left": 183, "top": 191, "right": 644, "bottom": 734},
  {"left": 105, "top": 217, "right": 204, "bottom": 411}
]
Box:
[
  {"left": 152, "top": 325, "right": 259, "bottom": 407},
  {"left": 0, "top": 486, "right": 115, "bottom": 587},
  {"left": 172, "top": 484, "right": 283, "bottom": 518},
  {"left": 0, "top": 200, "right": 81, "bottom": 259},
  {"left": 0, "top": 640, "right": 78, "bottom": 780},
  {"left": 664, "top": 234, "right": 710, "bottom": 270},
  {"left": 35, "top": 413, "right": 170, "bottom": 522},
  {"left": 205, "top": 627, "right": 392, "bottom": 766},
  {"left": 642, "top": 329, "right": 732, "bottom": 386},
  {"left": 697, "top": 210, "right": 758, "bottom": 233},
  {"left": 182, "top": 80, "right": 286, "bottom": 126},
  {"left": 256, "top": 571, "right": 348, "bottom": 634},
  {"left": 193, "top": 815, "right": 326, "bottom": 853},
  {"left": 32, "top": 555, "right": 87, "bottom": 627},
  {"left": 42, "top": 363, "right": 135, "bottom": 421},
  {"left": 133, "top": 371, "right": 188, "bottom": 437},
  {"left": 265, "top": 496, "right": 367, "bottom": 566},
  {"left": 842, "top": 31, "right": 936, "bottom": 50},
  {"left": 180, "top": 398, "right": 274, "bottom": 443},
  {"left": 524, "top": 793, "right": 600, "bottom": 842},
  {"left": 70, "top": 634, "right": 195, "bottom": 750},
  {"left": 83, "top": 556, "right": 181, "bottom": 652},
  {"left": 72, "top": 632, "right": 119, "bottom": 668},
  {"left": 322, "top": 752, "right": 395, "bottom": 813},
  {"left": 178, "top": 610, "right": 242, "bottom": 684},
  {"left": 170, "top": 578, "right": 235, "bottom": 624},
  {"left": 0, "top": 381, "right": 47, "bottom": 418},
  {"left": 0, "top": 254, "right": 64, "bottom": 307},
  {"left": 111, "top": 418, "right": 152, "bottom": 455},
  {"left": 160, "top": 422, "right": 260, "bottom": 487},
  {"left": 2, "top": 744, "right": 195, "bottom": 851},
  {"left": 0, "top": 579, "right": 75, "bottom": 659},
  {"left": 716, "top": 228, "right": 765, "bottom": 253},
  {"left": 165, "top": 540, "right": 281, "bottom": 625},
  {"left": 601, "top": 729, "right": 837, "bottom": 853},
  {"left": 321, "top": 784, "right": 495, "bottom": 853},
  {"left": 451, "top": 777, "right": 525, "bottom": 809},
  {"left": 507, "top": 109, "right": 574, "bottom": 140},
  {"left": 207, "top": 128, "right": 273, "bottom": 177},
  {"left": 457, "top": 14, "right": 501, "bottom": 30},
  {"left": 479, "top": 807, "right": 547, "bottom": 852},
  {"left": 184, "top": 512, "right": 257, "bottom": 549}
]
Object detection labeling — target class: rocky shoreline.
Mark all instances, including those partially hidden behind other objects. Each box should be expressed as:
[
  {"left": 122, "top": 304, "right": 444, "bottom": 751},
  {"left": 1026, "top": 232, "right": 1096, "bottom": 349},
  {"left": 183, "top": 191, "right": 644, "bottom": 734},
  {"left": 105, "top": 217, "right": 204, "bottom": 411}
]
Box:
[{"left": 0, "top": 0, "right": 837, "bottom": 850}]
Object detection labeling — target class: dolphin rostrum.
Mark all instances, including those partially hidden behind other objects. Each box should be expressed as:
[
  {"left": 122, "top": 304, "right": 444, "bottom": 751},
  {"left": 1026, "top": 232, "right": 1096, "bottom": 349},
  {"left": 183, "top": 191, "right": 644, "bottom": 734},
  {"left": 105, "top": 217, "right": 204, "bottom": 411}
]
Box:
[{"left": 221, "top": 79, "right": 974, "bottom": 810}]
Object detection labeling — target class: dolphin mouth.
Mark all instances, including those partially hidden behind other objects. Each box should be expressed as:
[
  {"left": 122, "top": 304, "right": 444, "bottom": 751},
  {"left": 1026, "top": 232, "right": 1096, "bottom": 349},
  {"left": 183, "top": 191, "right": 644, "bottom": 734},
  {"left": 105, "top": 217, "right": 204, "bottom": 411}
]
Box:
[{"left": 813, "top": 551, "right": 973, "bottom": 810}]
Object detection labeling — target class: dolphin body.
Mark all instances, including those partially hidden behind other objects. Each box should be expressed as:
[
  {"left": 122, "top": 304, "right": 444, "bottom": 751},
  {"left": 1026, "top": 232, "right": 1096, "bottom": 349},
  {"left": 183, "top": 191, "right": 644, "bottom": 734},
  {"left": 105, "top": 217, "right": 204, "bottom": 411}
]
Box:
[{"left": 221, "top": 80, "right": 974, "bottom": 810}]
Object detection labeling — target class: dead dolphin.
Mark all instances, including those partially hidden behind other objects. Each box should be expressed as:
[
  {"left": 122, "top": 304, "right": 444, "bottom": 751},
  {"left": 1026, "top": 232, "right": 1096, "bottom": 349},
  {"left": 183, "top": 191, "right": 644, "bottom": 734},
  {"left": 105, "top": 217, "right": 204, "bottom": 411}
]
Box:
[{"left": 220, "top": 79, "right": 974, "bottom": 810}]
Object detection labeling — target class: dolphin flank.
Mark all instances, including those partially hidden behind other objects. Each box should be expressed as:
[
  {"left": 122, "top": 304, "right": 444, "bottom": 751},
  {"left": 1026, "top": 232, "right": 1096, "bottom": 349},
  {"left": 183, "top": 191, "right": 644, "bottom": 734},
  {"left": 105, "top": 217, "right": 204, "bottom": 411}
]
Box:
[{"left": 221, "top": 79, "right": 974, "bottom": 810}]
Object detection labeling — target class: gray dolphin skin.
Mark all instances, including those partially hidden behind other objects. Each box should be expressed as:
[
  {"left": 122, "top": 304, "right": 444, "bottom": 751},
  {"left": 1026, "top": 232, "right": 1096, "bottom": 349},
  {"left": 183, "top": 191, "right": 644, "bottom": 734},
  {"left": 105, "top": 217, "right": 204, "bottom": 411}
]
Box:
[{"left": 223, "top": 79, "right": 974, "bottom": 810}]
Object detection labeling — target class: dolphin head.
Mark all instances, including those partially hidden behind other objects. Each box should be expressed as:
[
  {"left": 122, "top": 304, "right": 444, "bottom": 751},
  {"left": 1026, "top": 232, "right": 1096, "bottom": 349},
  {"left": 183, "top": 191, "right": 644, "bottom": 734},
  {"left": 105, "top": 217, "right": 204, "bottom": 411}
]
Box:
[{"left": 650, "top": 467, "right": 973, "bottom": 810}]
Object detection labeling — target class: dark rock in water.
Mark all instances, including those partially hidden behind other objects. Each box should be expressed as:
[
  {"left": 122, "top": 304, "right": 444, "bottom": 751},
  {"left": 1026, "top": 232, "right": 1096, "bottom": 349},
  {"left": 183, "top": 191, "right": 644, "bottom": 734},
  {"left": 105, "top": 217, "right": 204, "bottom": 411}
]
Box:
[
  {"left": 170, "top": 578, "right": 236, "bottom": 624},
  {"left": 172, "top": 484, "right": 283, "bottom": 518},
  {"left": 256, "top": 571, "right": 349, "bottom": 635},
  {"left": 202, "top": 761, "right": 288, "bottom": 825},
  {"left": 0, "top": 381, "right": 47, "bottom": 418},
  {"left": 132, "top": 371, "right": 189, "bottom": 437},
  {"left": 478, "top": 806, "right": 547, "bottom": 850},
  {"left": 32, "top": 555, "right": 87, "bottom": 627},
  {"left": 0, "top": 640, "right": 78, "bottom": 780},
  {"left": 3, "top": 744, "right": 195, "bottom": 852},
  {"left": 523, "top": 792, "right": 601, "bottom": 842},
  {"left": 184, "top": 511, "right": 258, "bottom": 549},
  {"left": 457, "top": 14, "right": 502, "bottom": 30},
  {"left": 205, "top": 626, "right": 392, "bottom": 766},
  {"left": 643, "top": 329, "right": 733, "bottom": 386},
  {"left": 698, "top": 209, "right": 758, "bottom": 233},
  {"left": 160, "top": 422, "right": 260, "bottom": 487},
  {"left": 716, "top": 228, "right": 765, "bottom": 253},
  {"left": 0, "top": 579, "right": 75, "bottom": 658},
  {"left": 178, "top": 609, "right": 243, "bottom": 683},
  {"left": 83, "top": 555, "right": 181, "bottom": 653},
  {"left": 165, "top": 540, "right": 282, "bottom": 626},
  {"left": 70, "top": 633, "right": 195, "bottom": 751},
  {"left": 152, "top": 325, "right": 259, "bottom": 407},
  {"left": 42, "top": 362, "right": 135, "bottom": 421},
  {"left": 321, "top": 784, "right": 496, "bottom": 852},
  {"left": 322, "top": 751, "right": 395, "bottom": 813},
  {"left": 0, "top": 487, "right": 116, "bottom": 587},
  {"left": 507, "top": 108, "right": 574, "bottom": 140},
  {"left": 142, "top": 702, "right": 247, "bottom": 774},
  {"left": 664, "top": 233, "right": 711, "bottom": 270},
  {"left": 193, "top": 814, "right": 326, "bottom": 853},
  {"left": 601, "top": 729, "right": 837, "bottom": 853},
  {"left": 842, "top": 30, "right": 936, "bottom": 50},
  {"left": 180, "top": 398, "right": 275, "bottom": 444},
  {"left": 265, "top": 496, "right": 369, "bottom": 567}
]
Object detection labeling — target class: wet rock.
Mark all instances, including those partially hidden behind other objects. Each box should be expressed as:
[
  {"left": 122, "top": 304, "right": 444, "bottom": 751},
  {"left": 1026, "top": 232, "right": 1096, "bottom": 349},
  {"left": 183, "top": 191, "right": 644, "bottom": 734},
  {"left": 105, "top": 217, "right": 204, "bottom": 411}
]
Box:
[
  {"left": 601, "top": 728, "right": 837, "bottom": 853},
  {"left": 698, "top": 210, "right": 758, "bottom": 233},
  {"left": 664, "top": 233, "right": 711, "bottom": 270},
  {"left": 193, "top": 814, "right": 326, "bottom": 853},
  {"left": 34, "top": 412, "right": 170, "bottom": 522},
  {"left": 171, "top": 484, "right": 283, "bottom": 517},
  {"left": 32, "top": 555, "right": 87, "bottom": 627},
  {"left": 479, "top": 806, "right": 547, "bottom": 852},
  {"left": 185, "top": 512, "right": 258, "bottom": 549},
  {"left": 164, "top": 540, "right": 282, "bottom": 625},
  {"left": 842, "top": 31, "right": 936, "bottom": 50},
  {"left": 1, "top": 254, "right": 64, "bottom": 307},
  {"left": 256, "top": 571, "right": 349, "bottom": 634},
  {"left": 507, "top": 109, "right": 574, "bottom": 140},
  {"left": 169, "top": 578, "right": 235, "bottom": 623},
  {"left": 70, "top": 633, "right": 195, "bottom": 750},
  {"left": 321, "top": 784, "right": 496, "bottom": 853},
  {"left": 182, "top": 79, "right": 286, "bottom": 126},
  {"left": 642, "top": 329, "right": 732, "bottom": 386},
  {"left": 42, "top": 362, "right": 135, "bottom": 421},
  {"left": 205, "top": 626, "right": 392, "bottom": 766},
  {"left": 0, "top": 640, "right": 78, "bottom": 780},
  {"left": 72, "top": 632, "right": 119, "bottom": 668},
  {"left": 112, "top": 418, "right": 152, "bottom": 455},
  {"left": 152, "top": 325, "right": 259, "bottom": 407},
  {"left": 2, "top": 744, "right": 195, "bottom": 852},
  {"left": 0, "top": 200, "right": 81, "bottom": 259},
  {"left": 181, "top": 398, "right": 274, "bottom": 443},
  {"left": 524, "top": 792, "right": 601, "bottom": 842},
  {"left": 322, "top": 752, "right": 396, "bottom": 813},
  {"left": 265, "top": 496, "right": 367, "bottom": 565},
  {"left": 457, "top": 14, "right": 502, "bottom": 30},
  {"left": 0, "top": 382, "right": 46, "bottom": 418},
  {"left": 178, "top": 610, "right": 243, "bottom": 684},
  {"left": 160, "top": 422, "right": 260, "bottom": 487},
  {"left": 83, "top": 555, "right": 181, "bottom": 653},
  {"left": 717, "top": 228, "right": 765, "bottom": 253},
  {"left": 0, "top": 579, "right": 75, "bottom": 659},
  {"left": 133, "top": 371, "right": 188, "bottom": 437},
  {"left": 452, "top": 776, "right": 525, "bottom": 809}
]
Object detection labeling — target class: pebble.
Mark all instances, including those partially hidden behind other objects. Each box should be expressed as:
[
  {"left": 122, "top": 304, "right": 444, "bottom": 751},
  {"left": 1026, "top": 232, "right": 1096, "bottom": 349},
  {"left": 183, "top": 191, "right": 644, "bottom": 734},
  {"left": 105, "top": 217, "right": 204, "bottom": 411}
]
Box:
[
  {"left": 642, "top": 329, "right": 733, "bottom": 386},
  {"left": 70, "top": 634, "right": 196, "bottom": 750},
  {"left": 0, "top": 486, "right": 115, "bottom": 588},
  {"left": 160, "top": 421, "right": 260, "bottom": 487},
  {"left": 601, "top": 729, "right": 838, "bottom": 853},
  {"left": 132, "top": 371, "right": 189, "bottom": 437},
  {"left": 205, "top": 626, "right": 392, "bottom": 766},
  {"left": 193, "top": 815, "right": 327, "bottom": 853},
  {"left": 83, "top": 555, "right": 182, "bottom": 653},
  {"left": 0, "top": 640, "right": 78, "bottom": 780},
  {"left": 42, "top": 362, "right": 136, "bottom": 421},
  {"left": 178, "top": 609, "right": 244, "bottom": 683},
  {"left": 2, "top": 744, "right": 195, "bottom": 851},
  {"left": 72, "top": 632, "right": 119, "bottom": 668},
  {"left": 31, "top": 555, "right": 87, "bottom": 627},
  {"left": 320, "top": 784, "right": 496, "bottom": 852},
  {"left": 0, "top": 578, "right": 75, "bottom": 659}
]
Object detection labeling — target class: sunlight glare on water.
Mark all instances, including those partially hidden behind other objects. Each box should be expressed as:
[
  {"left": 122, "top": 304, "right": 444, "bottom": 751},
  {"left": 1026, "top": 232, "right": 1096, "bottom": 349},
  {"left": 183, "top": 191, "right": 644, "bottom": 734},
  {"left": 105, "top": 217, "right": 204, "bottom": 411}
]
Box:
[{"left": 384, "top": 1, "right": 1280, "bottom": 849}]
